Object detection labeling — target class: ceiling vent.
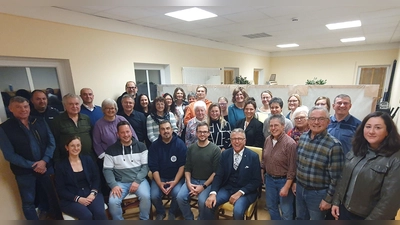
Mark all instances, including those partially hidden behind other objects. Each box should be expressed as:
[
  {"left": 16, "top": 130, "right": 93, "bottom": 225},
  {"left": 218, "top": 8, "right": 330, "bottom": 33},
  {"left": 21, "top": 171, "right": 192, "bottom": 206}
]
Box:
[{"left": 242, "top": 32, "right": 271, "bottom": 39}]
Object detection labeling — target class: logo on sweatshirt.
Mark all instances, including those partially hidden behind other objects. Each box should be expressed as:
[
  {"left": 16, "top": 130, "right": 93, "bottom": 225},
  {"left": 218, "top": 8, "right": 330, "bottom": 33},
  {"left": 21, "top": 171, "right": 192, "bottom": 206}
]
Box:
[{"left": 171, "top": 155, "right": 177, "bottom": 162}]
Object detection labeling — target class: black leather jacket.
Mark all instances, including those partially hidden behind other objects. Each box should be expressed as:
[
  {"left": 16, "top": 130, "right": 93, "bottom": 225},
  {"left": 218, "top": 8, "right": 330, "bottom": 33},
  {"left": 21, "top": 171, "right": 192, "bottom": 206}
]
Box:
[{"left": 332, "top": 149, "right": 400, "bottom": 220}]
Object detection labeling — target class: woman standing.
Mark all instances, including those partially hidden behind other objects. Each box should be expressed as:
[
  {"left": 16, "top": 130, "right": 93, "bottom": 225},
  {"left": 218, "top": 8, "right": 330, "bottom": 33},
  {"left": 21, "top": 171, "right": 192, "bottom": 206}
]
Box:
[
  {"left": 287, "top": 106, "right": 309, "bottom": 143},
  {"left": 217, "top": 97, "right": 229, "bottom": 121},
  {"left": 173, "top": 88, "right": 189, "bottom": 140},
  {"left": 286, "top": 94, "right": 301, "bottom": 121},
  {"left": 185, "top": 101, "right": 208, "bottom": 147},
  {"left": 93, "top": 98, "right": 137, "bottom": 159},
  {"left": 257, "top": 90, "right": 273, "bottom": 123},
  {"left": 331, "top": 111, "right": 400, "bottom": 220},
  {"left": 235, "top": 100, "right": 264, "bottom": 148},
  {"left": 314, "top": 96, "right": 331, "bottom": 113},
  {"left": 228, "top": 87, "right": 249, "bottom": 128},
  {"left": 55, "top": 136, "right": 107, "bottom": 220},
  {"left": 147, "top": 96, "right": 178, "bottom": 143},
  {"left": 136, "top": 94, "right": 152, "bottom": 117},
  {"left": 208, "top": 103, "right": 231, "bottom": 151}
]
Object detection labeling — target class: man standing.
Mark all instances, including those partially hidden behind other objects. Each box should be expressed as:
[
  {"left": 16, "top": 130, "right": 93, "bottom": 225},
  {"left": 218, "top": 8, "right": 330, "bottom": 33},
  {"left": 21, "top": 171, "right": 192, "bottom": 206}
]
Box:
[
  {"left": 263, "top": 97, "right": 293, "bottom": 138},
  {"left": 51, "top": 93, "right": 93, "bottom": 163},
  {"left": 261, "top": 114, "right": 297, "bottom": 220},
  {"left": 183, "top": 85, "right": 212, "bottom": 125},
  {"left": 177, "top": 121, "right": 221, "bottom": 220},
  {"left": 148, "top": 120, "right": 187, "bottom": 220},
  {"left": 80, "top": 88, "right": 103, "bottom": 126},
  {"left": 0, "top": 96, "right": 56, "bottom": 220},
  {"left": 118, "top": 94, "right": 148, "bottom": 145},
  {"left": 328, "top": 94, "right": 361, "bottom": 155},
  {"left": 30, "top": 90, "right": 60, "bottom": 124},
  {"left": 116, "top": 81, "right": 138, "bottom": 114},
  {"left": 103, "top": 121, "right": 151, "bottom": 220},
  {"left": 295, "top": 106, "right": 344, "bottom": 220},
  {"left": 204, "top": 128, "right": 262, "bottom": 220}
]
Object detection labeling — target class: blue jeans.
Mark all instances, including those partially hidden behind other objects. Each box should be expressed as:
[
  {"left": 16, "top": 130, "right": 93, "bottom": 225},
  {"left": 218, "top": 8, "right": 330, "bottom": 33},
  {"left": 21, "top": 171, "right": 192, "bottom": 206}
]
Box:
[
  {"left": 150, "top": 178, "right": 184, "bottom": 216},
  {"left": 108, "top": 180, "right": 151, "bottom": 220},
  {"left": 15, "top": 170, "right": 54, "bottom": 220},
  {"left": 265, "top": 174, "right": 294, "bottom": 220},
  {"left": 295, "top": 183, "right": 328, "bottom": 220},
  {"left": 203, "top": 187, "right": 257, "bottom": 220},
  {"left": 176, "top": 178, "right": 213, "bottom": 220}
]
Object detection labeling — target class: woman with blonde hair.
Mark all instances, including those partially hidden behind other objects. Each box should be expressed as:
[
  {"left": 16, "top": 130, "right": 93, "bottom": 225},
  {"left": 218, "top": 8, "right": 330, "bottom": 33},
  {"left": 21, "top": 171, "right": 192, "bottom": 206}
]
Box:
[
  {"left": 286, "top": 94, "right": 302, "bottom": 121},
  {"left": 208, "top": 103, "right": 231, "bottom": 151}
]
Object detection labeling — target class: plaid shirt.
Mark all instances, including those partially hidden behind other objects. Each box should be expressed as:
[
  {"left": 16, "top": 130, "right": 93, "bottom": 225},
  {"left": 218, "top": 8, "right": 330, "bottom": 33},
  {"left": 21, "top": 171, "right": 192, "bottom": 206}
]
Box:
[{"left": 296, "top": 129, "right": 344, "bottom": 203}]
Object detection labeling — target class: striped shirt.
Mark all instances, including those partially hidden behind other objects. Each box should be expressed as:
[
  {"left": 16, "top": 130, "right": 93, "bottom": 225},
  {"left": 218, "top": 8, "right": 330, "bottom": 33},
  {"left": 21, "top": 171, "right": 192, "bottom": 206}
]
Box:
[{"left": 296, "top": 129, "right": 344, "bottom": 203}]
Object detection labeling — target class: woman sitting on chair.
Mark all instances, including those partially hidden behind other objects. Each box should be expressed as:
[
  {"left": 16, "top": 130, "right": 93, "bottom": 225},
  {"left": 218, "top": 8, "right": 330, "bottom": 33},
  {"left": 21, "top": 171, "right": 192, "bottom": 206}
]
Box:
[{"left": 55, "top": 136, "right": 107, "bottom": 220}]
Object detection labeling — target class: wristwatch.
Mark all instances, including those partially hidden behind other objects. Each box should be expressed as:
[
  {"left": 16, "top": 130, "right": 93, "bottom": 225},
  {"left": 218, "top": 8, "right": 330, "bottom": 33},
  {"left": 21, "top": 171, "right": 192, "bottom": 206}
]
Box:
[{"left": 202, "top": 184, "right": 208, "bottom": 189}]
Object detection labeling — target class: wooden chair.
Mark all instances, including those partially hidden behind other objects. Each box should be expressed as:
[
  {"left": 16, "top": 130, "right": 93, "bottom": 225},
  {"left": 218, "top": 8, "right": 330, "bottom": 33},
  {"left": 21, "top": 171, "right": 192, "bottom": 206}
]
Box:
[{"left": 215, "top": 146, "right": 263, "bottom": 220}]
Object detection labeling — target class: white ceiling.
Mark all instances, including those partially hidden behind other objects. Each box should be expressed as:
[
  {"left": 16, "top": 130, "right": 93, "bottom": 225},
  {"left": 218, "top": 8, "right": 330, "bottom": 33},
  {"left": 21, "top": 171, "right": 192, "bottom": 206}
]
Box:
[{"left": 1, "top": 1, "right": 400, "bottom": 55}]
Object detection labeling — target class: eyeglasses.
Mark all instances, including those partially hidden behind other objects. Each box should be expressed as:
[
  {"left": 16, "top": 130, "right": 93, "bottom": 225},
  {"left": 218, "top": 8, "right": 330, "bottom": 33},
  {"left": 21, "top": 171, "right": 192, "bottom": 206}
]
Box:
[
  {"left": 126, "top": 86, "right": 136, "bottom": 89},
  {"left": 219, "top": 103, "right": 227, "bottom": 106},
  {"left": 335, "top": 102, "right": 350, "bottom": 106},
  {"left": 197, "top": 131, "right": 209, "bottom": 135},
  {"left": 231, "top": 138, "right": 245, "bottom": 142},
  {"left": 104, "top": 107, "right": 116, "bottom": 111},
  {"left": 309, "top": 117, "right": 328, "bottom": 122},
  {"left": 294, "top": 116, "right": 307, "bottom": 121}
]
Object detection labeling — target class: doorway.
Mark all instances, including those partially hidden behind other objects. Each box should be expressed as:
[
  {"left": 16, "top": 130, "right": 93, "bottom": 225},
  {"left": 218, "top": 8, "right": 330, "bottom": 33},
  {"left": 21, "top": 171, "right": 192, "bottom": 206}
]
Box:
[{"left": 358, "top": 66, "right": 389, "bottom": 101}]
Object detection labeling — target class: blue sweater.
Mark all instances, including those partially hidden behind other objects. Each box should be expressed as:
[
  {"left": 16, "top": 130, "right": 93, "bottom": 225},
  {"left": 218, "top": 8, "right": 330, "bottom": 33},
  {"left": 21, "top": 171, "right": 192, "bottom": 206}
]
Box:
[
  {"left": 80, "top": 105, "right": 104, "bottom": 126},
  {"left": 228, "top": 104, "right": 245, "bottom": 129},
  {"left": 148, "top": 133, "right": 187, "bottom": 180}
]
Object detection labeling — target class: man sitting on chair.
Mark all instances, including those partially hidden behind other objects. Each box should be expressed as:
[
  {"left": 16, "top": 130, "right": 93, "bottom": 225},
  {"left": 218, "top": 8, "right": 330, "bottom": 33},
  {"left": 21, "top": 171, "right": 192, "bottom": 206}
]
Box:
[{"left": 204, "top": 128, "right": 262, "bottom": 220}]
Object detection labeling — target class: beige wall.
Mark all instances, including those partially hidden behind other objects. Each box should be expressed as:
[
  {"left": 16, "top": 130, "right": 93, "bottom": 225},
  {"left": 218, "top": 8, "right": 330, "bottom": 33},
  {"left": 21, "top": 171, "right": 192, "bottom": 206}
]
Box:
[
  {"left": 0, "top": 13, "right": 270, "bottom": 105},
  {"left": 270, "top": 49, "right": 399, "bottom": 85}
]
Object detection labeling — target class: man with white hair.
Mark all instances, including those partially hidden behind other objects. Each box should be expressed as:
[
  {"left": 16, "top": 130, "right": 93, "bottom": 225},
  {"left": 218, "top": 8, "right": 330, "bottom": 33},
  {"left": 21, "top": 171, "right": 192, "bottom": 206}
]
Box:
[
  {"left": 51, "top": 93, "right": 94, "bottom": 162},
  {"left": 295, "top": 106, "right": 344, "bottom": 220}
]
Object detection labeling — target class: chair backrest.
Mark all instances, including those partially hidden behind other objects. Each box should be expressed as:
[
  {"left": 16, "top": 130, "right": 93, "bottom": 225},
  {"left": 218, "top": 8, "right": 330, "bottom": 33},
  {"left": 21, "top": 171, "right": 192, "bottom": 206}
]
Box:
[{"left": 245, "top": 145, "right": 262, "bottom": 162}]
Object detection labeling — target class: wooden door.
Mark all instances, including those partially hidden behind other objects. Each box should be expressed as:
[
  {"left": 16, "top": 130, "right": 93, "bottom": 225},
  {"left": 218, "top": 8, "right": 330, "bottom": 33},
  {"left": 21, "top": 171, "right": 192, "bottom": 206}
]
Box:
[
  {"left": 224, "top": 70, "right": 233, "bottom": 84},
  {"left": 254, "top": 70, "right": 259, "bottom": 85},
  {"left": 359, "top": 67, "right": 387, "bottom": 100}
]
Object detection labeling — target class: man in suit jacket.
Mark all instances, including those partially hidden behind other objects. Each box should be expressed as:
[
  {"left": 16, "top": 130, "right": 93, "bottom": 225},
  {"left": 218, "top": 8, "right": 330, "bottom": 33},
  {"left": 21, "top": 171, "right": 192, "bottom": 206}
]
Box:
[{"left": 205, "top": 128, "right": 262, "bottom": 220}]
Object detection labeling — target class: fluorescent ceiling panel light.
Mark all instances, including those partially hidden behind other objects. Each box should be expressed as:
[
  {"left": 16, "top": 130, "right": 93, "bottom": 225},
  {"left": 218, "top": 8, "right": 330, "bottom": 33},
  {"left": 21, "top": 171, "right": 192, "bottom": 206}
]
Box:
[
  {"left": 326, "top": 20, "right": 361, "bottom": 30},
  {"left": 165, "top": 7, "right": 217, "bottom": 21},
  {"left": 276, "top": 43, "right": 299, "bottom": 48},
  {"left": 340, "top": 37, "right": 366, "bottom": 42}
]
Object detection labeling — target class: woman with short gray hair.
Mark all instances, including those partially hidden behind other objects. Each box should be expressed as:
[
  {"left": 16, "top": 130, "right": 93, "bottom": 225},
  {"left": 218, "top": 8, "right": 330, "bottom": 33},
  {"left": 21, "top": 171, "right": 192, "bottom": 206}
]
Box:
[{"left": 93, "top": 98, "right": 137, "bottom": 159}]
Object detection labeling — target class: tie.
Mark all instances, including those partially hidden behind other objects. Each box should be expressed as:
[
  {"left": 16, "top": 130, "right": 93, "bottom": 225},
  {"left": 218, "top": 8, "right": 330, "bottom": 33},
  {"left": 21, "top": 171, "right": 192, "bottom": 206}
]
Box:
[{"left": 233, "top": 153, "right": 240, "bottom": 170}]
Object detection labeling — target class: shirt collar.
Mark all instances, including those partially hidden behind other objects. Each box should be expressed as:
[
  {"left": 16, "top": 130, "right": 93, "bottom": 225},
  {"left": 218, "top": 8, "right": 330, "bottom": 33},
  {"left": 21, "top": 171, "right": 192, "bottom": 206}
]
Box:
[{"left": 234, "top": 148, "right": 244, "bottom": 157}]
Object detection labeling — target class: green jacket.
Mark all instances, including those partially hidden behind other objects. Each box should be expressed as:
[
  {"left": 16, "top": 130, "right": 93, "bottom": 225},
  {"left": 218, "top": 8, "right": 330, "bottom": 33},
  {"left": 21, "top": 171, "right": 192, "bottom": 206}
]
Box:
[{"left": 51, "top": 112, "right": 94, "bottom": 162}]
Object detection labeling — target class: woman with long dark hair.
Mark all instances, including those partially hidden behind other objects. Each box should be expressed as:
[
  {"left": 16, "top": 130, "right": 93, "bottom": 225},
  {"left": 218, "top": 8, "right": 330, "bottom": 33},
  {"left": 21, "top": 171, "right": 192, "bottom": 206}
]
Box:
[{"left": 331, "top": 111, "right": 400, "bottom": 220}]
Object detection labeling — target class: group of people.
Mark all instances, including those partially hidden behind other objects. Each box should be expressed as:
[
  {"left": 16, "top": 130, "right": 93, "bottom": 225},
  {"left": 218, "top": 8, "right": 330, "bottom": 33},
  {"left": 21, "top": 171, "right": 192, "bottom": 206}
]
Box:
[{"left": 0, "top": 82, "right": 399, "bottom": 220}]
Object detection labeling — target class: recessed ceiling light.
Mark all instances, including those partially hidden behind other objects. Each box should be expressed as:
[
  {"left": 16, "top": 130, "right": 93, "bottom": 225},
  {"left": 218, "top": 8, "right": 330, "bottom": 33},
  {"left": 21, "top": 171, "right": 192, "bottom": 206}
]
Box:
[
  {"left": 277, "top": 43, "right": 299, "bottom": 48},
  {"left": 326, "top": 20, "right": 361, "bottom": 30},
  {"left": 340, "top": 37, "right": 366, "bottom": 43},
  {"left": 165, "top": 7, "right": 217, "bottom": 22}
]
